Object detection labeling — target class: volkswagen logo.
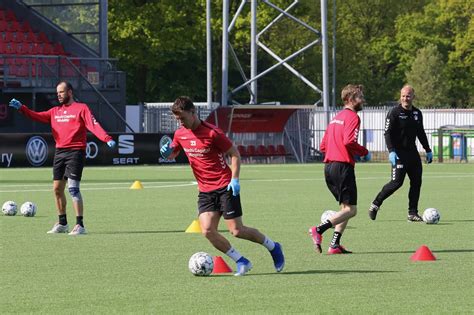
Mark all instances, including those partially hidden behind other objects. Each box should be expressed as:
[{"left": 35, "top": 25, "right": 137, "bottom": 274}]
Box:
[
  {"left": 26, "top": 136, "right": 48, "bottom": 167},
  {"left": 86, "top": 141, "right": 99, "bottom": 159}
]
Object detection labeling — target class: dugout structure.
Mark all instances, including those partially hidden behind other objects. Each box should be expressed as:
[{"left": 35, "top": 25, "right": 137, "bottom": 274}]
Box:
[
  {"left": 435, "top": 125, "right": 474, "bottom": 162},
  {"left": 143, "top": 103, "right": 319, "bottom": 163}
]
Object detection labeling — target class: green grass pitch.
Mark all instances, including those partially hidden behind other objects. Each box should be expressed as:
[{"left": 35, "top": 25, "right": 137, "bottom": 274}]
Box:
[{"left": 1, "top": 163, "right": 473, "bottom": 313}]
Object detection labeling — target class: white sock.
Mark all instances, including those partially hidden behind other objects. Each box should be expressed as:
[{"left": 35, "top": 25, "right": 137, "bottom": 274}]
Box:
[
  {"left": 226, "top": 247, "right": 243, "bottom": 262},
  {"left": 262, "top": 236, "right": 275, "bottom": 251}
]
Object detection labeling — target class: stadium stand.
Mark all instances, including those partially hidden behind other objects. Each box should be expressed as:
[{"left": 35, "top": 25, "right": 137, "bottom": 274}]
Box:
[{"left": 0, "top": 2, "right": 127, "bottom": 132}]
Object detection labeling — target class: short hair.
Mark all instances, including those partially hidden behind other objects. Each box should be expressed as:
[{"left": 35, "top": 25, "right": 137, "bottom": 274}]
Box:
[
  {"left": 57, "top": 81, "right": 74, "bottom": 93},
  {"left": 401, "top": 84, "right": 415, "bottom": 94},
  {"left": 341, "top": 84, "right": 364, "bottom": 104},
  {"left": 171, "top": 96, "right": 195, "bottom": 114}
]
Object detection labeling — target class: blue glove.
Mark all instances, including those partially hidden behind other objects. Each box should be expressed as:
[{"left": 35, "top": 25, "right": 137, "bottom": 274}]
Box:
[
  {"left": 388, "top": 151, "right": 398, "bottom": 166},
  {"left": 160, "top": 142, "right": 173, "bottom": 159},
  {"left": 426, "top": 151, "right": 433, "bottom": 164},
  {"left": 363, "top": 152, "right": 372, "bottom": 162},
  {"left": 9, "top": 98, "right": 21, "bottom": 110},
  {"left": 227, "top": 178, "right": 240, "bottom": 196},
  {"left": 107, "top": 140, "right": 116, "bottom": 148}
]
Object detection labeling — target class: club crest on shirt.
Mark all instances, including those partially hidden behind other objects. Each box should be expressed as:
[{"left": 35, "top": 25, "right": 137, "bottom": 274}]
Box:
[{"left": 190, "top": 140, "right": 196, "bottom": 146}]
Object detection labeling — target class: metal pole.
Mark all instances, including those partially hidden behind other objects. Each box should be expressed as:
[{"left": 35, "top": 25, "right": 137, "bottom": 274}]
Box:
[
  {"left": 250, "top": 0, "right": 257, "bottom": 104},
  {"left": 331, "top": 0, "right": 336, "bottom": 109},
  {"left": 99, "top": 0, "right": 108, "bottom": 58},
  {"left": 321, "top": 0, "right": 330, "bottom": 126},
  {"left": 221, "top": 0, "right": 230, "bottom": 106},
  {"left": 206, "top": 0, "right": 212, "bottom": 106}
]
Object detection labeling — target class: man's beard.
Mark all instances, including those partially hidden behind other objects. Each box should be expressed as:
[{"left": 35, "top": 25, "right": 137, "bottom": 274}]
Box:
[
  {"left": 60, "top": 95, "right": 70, "bottom": 105},
  {"left": 354, "top": 103, "right": 363, "bottom": 111}
]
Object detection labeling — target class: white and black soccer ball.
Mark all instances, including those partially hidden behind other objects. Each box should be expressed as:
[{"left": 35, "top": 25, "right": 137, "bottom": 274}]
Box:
[
  {"left": 422, "top": 208, "right": 440, "bottom": 224},
  {"left": 188, "top": 252, "right": 214, "bottom": 276},
  {"left": 2, "top": 201, "right": 18, "bottom": 216},
  {"left": 20, "top": 202, "right": 37, "bottom": 217},
  {"left": 321, "top": 210, "right": 337, "bottom": 224}
]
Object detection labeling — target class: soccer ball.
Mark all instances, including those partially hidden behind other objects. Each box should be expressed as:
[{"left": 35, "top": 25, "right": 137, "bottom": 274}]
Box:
[
  {"left": 20, "top": 202, "right": 37, "bottom": 217},
  {"left": 188, "top": 252, "right": 214, "bottom": 276},
  {"left": 321, "top": 210, "right": 337, "bottom": 223},
  {"left": 422, "top": 208, "right": 440, "bottom": 224},
  {"left": 2, "top": 201, "right": 18, "bottom": 216}
]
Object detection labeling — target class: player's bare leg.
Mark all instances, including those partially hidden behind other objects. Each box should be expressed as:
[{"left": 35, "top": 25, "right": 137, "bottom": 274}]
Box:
[
  {"left": 48, "top": 180, "right": 69, "bottom": 233},
  {"left": 199, "top": 212, "right": 253, "bottom": 276}
]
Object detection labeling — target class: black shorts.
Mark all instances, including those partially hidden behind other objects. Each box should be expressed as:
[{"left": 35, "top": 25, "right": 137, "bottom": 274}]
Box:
[
  {"left": 197, "top": 186, "right": 243, "bottom": 220},
  {"left": 53, "top": 149, "right": 85, "bottom": 181},
  {"left": 324, "top": 162, "right": 357, "bottom": 205}
]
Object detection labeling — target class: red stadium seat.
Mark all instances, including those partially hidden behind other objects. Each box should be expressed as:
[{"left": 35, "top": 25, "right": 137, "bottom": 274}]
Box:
[
  {"left": 53, "top": 42, "right": 65, "bottom": 55},
  {"left": 4, "top": 31, "right": 15, "bottom": 42},
  {"left": 8, "top": 21, "right": 21, "bottom": 32},
  {"left": 237, "top": 145, "right": 247, "bottom": 157},
  {"left": 5, "top": 10, "right": 16, "bottom": 22},
  {"left": 276, "top": 145, "right": 287, "bottom": 156},
  {"left": 42, "top": 42, "right": 54, "bottom": 55},
  {"left": 256, "top": 145, "right": 268, "bottom": 156},
  {"left": 0, "top": 20, "right": 7, "bottom": 32},
  {"left": 38, "top": 32, "right": 49, "bottom": 43},
  {"left": 24, "top": 31, "right": 36, "bottom": 43},
  {"left": 21, "top": 20, "right": 32, "bottom": 33},
  {"left": 246, "top": 145, "right": 256, "bottom": 156},
  {"left": 0, "top": 10, "right": 6, "bottom": 21},
  {"left": 267, "top": 145, "right": 277, "bottom": 156}
]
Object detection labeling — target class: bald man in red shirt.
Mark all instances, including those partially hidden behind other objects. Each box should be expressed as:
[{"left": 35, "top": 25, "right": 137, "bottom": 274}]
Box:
[
  {"left": 9, "top": 81, "right": 115, "bottom": 235},
  {"left": 309, "top": 84, "right": 369, "bottom": 254},
  {"left": 161, "top": 96, "right": 284, "bottom": 276}
]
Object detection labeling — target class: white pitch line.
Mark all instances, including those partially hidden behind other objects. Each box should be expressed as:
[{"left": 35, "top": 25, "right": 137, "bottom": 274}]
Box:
[
  {"left": 1, "top": 174, "right": 472, "bottom": 193},
  {"left": 0, "top": 182, "right": 197, "bottom": 193}
]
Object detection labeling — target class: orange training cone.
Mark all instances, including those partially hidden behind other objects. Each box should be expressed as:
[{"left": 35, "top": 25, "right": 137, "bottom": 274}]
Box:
[
  {"left": 130, "top": 180, "right": 144, "bottom": 189},
  {"left": 410, "top": 245, "right": 436, "bottom": 261},
  {"left": 212, "top": 256, "right": 233, "bottom": 273},
  {"left": 185, "top": 220, "right": 201, "bottom": 233}
]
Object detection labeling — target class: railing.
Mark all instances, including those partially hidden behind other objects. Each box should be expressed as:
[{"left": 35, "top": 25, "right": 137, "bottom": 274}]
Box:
[{"left": 0, "top": 54, "right": 124, "bottom": 90}]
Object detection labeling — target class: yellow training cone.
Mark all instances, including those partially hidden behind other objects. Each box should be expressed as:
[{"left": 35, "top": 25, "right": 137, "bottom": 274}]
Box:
[
  {"left": 130, "top": 180, "right": 144, "bottom": 190},
  {"left": 185, "top": 219, "right": 201, "bottom": 233}
]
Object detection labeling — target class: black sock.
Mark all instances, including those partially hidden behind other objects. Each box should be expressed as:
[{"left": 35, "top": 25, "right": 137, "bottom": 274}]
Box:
[
  {"left": 76, "top": 216, "right": 84, "bottom": 227},
  {"left": 316, "top": 220, "right": 333, "bottom": 235},
  {"left": 59, "top": 214, "right": 67, "bottom": 226},
  {"left": 330, "top": 232, "right": 342, "bottom": 248}
]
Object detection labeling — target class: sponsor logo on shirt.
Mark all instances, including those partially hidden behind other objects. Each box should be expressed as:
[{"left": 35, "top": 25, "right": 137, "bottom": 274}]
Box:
[
  {"left": 330, "top": 119, "right": 344, "bottom": 125},
  {"left": 54, "top": 114, "right": 76, "bottom": 122}
]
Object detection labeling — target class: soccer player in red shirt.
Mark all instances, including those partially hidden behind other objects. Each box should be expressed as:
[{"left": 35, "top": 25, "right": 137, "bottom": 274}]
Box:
[
  {"left": 309, "top": 84, "right": 369, "bottom": 254},
  {"left": 161, "top": 96, "right": 285, "bottom": 276},
  {"left": 9, "top": 81, "right": 116, "bottom": 235}
]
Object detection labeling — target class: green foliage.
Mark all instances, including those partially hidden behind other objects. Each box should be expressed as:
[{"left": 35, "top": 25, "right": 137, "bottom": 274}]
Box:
[
  {"left": 396, "top": 0, "right": 473, "bottom": 107},
  {"left": 406, "top": 44, "right": 449, "bottom": 107},
  {"left": 107, "top": 0, "right": 471, "bottom": 107}
]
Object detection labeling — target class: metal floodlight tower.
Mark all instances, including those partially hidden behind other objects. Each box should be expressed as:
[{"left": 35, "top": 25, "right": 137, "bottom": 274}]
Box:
[{"left": 216, "top": 0, "right": 327, "bottom": 108}]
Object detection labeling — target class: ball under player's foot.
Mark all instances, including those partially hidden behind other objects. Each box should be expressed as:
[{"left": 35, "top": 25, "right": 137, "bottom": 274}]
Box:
[
  {"left": 368, "top": 203, "right": 379, "bottom": 220},
  {"left": 270, "top": 242, "right": 285, "bottom": 272},
  {"left": 234, "top": 257, "right": 252, "bottom": 276},
  {"left": 309, "top": 226, "right": 322, "bottom": 253},
  {"left": 327, "top": 245, "right": 352, "bottom": 254}
]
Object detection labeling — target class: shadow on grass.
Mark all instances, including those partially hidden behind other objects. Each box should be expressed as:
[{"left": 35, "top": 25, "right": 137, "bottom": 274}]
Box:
[
  {"left": 356, "top": 249, "right": 474, "bottom": 254},
  {"left": 238, "top": 269, "right": 397, "bottom": 277},
  {"left": 94, "top": 229, "right": 228, "bottom": 235}
]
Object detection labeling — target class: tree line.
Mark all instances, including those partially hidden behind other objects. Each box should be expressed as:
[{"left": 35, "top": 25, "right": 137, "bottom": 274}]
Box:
[{"left": 108, "top": 0, "right": 473, "bottom": 108}]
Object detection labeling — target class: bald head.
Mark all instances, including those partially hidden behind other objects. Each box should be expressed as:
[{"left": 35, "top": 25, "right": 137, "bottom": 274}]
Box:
[{"left": 400, "top": 85, "right": 415, "bottom": 109}]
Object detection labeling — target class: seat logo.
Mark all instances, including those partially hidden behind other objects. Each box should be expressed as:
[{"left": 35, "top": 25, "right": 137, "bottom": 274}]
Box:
[
  {"left": 26, "top": 136, "right": 48, "bottom": 166},
  {"left": 119, "top": 135, "right": 134, "bottom": 154}
]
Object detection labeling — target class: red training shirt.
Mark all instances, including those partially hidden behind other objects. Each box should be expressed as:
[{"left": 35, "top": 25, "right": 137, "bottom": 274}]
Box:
[
  {"left": 320, "top": 108, "right": 368, "bottom": 166},
  {"left": 172, "top": 121, "right": 233, "bottom": 192},
  {"left": 19, "top": 102, "right": 112, "bottom": 150}
]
